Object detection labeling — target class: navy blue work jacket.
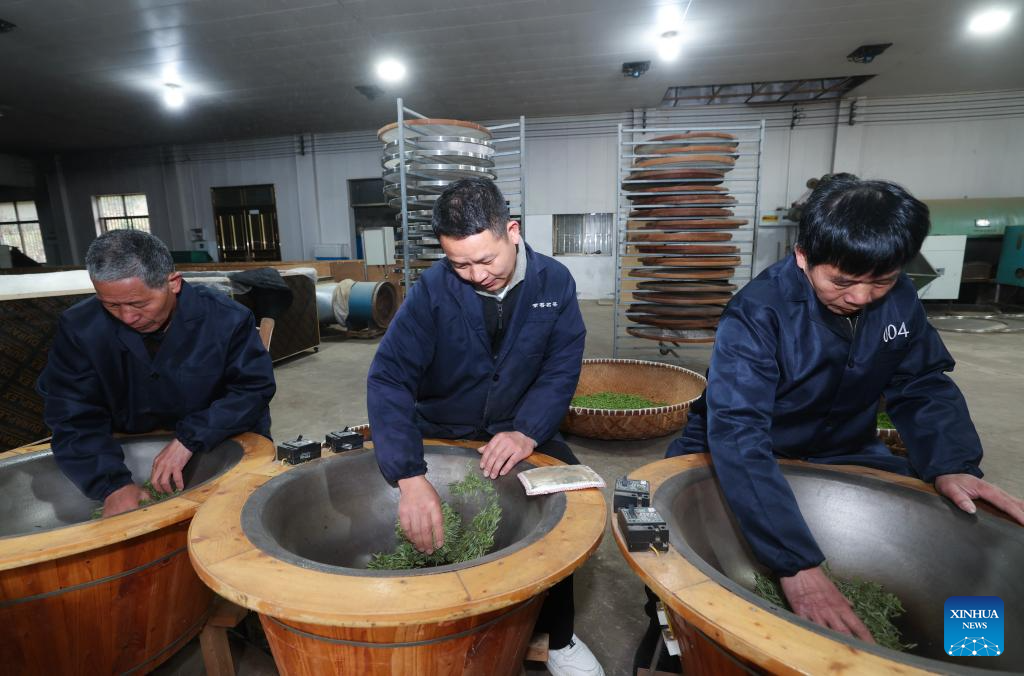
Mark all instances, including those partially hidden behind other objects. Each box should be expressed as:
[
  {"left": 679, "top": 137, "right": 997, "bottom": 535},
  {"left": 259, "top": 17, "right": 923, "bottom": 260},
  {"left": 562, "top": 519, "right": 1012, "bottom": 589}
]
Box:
[
  {"left": 37, "top": 282, "right": 275, "bottom": 501},
  {"left": 367, "top": 244, "right": 586, "bottom": 484},
  {"left": 669, "top": 254, "right": 983, "bottom": 576}
]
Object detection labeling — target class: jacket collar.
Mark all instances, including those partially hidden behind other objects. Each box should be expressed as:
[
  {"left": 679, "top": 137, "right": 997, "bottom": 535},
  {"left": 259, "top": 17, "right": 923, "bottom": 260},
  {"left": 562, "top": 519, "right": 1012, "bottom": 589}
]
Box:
[
  {"left": 113, "top": 281, "right": 201, "bottom": 365},
  {"left": 444, "top": 243, "right": 544, "bottom": 359}
]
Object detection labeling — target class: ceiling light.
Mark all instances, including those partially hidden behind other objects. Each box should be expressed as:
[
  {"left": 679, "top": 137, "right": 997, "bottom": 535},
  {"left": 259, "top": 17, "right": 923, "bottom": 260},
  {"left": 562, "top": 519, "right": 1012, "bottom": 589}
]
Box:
[
  {"left": 376, "top": 59, "right": 406, "bottom": 82},
  {"left": 968, "top": 9, "right": 1012, "bottom": 34},
  {"left": 657, "top": 30, "right": 683, "bottom": 61},
  {"left": 163, "top": 83, "right": 185, "bottom": 109}
]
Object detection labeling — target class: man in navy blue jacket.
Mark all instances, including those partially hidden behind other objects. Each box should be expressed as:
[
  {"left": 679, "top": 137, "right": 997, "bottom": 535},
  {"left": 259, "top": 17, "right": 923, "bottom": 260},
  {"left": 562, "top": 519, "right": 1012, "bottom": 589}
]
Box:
[
  {"left": 38, "top": 229, "right": 275, "bottom": 518},
  {"left": 367, "top": 179, "right": 602, "bottom": 676},
  {"left": 669, "top": 175, "right": 1024, "bottom": 641}
]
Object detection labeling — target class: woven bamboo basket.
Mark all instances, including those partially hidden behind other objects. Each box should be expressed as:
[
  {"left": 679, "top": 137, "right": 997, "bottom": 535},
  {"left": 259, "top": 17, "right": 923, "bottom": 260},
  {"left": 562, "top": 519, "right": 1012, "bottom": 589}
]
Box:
[
  {"left": 877, "top": 427, "right": 907, "bottom": 456},
  {"left": 561, "top": 359, "right": 707, "bottom": 440}
]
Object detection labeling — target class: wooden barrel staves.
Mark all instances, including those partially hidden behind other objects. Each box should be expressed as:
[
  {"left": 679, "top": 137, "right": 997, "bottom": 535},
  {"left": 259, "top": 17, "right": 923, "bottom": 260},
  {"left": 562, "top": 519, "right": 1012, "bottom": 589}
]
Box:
[
  {"left": 0, "top": 432, "right": 274, "bottom": 675},
  {"left": 187, "top": 441, "right": 606, "bottom": 676}
]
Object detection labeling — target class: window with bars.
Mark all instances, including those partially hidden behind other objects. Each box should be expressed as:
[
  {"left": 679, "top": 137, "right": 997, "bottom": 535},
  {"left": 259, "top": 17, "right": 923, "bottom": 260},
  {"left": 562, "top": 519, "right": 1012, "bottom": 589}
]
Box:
[
  {"left": 94, "top": 194, "right": 151, "bottom": 233},
  {"left": 552, "top": 213, "right": 613, "bottom": 256},
  {"left": 0, "top": 201, "right": 46, "bottom": 263}
]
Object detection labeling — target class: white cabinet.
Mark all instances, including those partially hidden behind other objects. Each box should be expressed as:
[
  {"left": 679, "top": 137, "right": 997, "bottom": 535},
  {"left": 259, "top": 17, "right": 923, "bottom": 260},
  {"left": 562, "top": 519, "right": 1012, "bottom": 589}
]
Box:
[{"left": 918, "top": 235, "right": 966, "bottom": 300}]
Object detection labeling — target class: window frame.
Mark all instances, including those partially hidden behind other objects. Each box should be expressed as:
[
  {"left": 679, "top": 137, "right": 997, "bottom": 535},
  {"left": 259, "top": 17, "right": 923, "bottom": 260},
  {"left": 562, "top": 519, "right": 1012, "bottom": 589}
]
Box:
[
  {"left": 0, "top": 200, "right": 46, "bottom": 263},
  {"left": 93, "top": 193, "right": 151, "bottom": 234},
  {"left": 552, "top": 212, "right": 614, "bottom": 257}
]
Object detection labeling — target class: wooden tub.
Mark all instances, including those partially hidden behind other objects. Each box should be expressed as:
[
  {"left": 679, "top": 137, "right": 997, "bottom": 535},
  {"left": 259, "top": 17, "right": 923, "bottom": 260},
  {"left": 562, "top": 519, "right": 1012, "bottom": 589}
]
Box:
[
  {"left": 561, "top": 358, "right": 706, "bottom": 440},
  {"left": 614, "top": 454, "right": 1023, "bottom": 675},
  {"left": 188, "top": 440, "right": 606, "bottom": 675},
  {"left": 0, "top": 432, "right": 273, "bottom": 674}
]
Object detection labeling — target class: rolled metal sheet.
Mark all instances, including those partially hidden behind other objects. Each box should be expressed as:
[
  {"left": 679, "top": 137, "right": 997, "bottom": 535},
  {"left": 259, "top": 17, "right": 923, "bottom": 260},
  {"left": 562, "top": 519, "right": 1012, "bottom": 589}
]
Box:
[
  {"left": 383, "top": 181, "right": 451, "bottom": 197},
  {"left": 382, "top": 136, "right": 495, "bottom": 156}
]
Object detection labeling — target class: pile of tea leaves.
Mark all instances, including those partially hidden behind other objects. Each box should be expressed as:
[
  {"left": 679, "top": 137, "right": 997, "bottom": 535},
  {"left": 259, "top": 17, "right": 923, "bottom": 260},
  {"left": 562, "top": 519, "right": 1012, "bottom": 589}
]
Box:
[
  {"left": 571, "top": 392, "right": 665, "bottom": 410},
  {"left": 367, "top": 466, "right": 501, "bottom": 570},
  {"left": 753, "top": 566, "right": 916, "bottom": 652},
  {"left": 876, "top": 412, "right": 896, "bottom": 430},
  {"left": 91, "top": 480, "right": 182, "bottom": 519}
]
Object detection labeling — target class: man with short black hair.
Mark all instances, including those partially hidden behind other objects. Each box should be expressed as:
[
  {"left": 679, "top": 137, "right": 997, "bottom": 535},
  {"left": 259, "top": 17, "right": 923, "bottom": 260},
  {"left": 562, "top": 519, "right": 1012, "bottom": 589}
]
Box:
[
  {"left": 367, "top": 178, "right": 603, "bottom": 675},
  {"left": 38, "top": 229, "right": 275, "bottom": 517},
  {"left": 667, "top": 175, "right": 1024, "bottom": 641}
]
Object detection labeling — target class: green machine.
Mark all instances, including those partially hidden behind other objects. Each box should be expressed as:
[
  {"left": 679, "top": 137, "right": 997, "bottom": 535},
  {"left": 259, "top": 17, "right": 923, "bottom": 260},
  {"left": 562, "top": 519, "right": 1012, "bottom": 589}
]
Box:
[
  {"left": 997, "top": 225, "right": 1024, "bottom": 288},
  {"left": 925, "top": 197, "right": 1024, "bottom": 237}
]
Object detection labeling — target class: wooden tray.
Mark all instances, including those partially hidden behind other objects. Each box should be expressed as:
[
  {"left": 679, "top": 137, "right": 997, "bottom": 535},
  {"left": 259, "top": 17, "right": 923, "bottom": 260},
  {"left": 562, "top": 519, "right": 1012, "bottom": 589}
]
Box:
[
  {"left": 629, "top": 208, "right": 734, "bottom": 218},
  {"left": 377, "top": 118, "right": 492, "bottom": 143},
  {"left": 628, "top": 232, "right": 734, "bottom": 243},
  {"left": 626, "top": 266, "right": 733, "bottom": 280},
  {"left": 635, "top": 244, "right": 739, "bottom": 255},
  {"left": 631, "top": 291, "right": 733, "bottom": 305},
  {"left": 635, "top": 144, "right": 740, "bottom": 158},
  {"left": 638, "top": 256, "right": 742, "bottom": 267},
  {"left": 633, "top": 155, "right": 736, "bottom": 170},
  {"left": 624, "top": 169, "right": 726, "bottom": 183},
  {"left": 628, "top": 304, "right": 725, "bottom": 317},
  {"left": 626, "top": 326, "right": 718, "bottom": 343},
  {"left": 636, "top": 132, "right": 739, "bottom": 154},
  {"left": 630, "top": 194, "right": 738, "bottom": 206},
  {"left": 627, "top": 314, "right": 721, "bottom": 329},
  {"left": 626, "top": 183, "right": 728, "bottom": 195},
  {"left": 628, "top": 219, "right": 747, "bottom": 230},
  {"left": 637, "top": 280, "right": 737, "bottom": 292}
]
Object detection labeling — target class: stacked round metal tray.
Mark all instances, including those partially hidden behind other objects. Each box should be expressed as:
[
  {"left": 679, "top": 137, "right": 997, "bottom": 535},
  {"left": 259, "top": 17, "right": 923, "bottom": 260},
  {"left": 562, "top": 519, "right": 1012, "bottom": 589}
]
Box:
[
  {"left": 378, "top": 119, "right": 496, "bottom": 269},
  {"left": 622, "top": 131, "right": 746, "bottom": 344}
]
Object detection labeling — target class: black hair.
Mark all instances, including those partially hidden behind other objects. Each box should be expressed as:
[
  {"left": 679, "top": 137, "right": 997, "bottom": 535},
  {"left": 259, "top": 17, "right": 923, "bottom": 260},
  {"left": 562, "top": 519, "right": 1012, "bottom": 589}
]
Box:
[
  {"left": 797, "top": 175, "right": 930, "bottom": 276},
  {"left": 86, "top": 229, "right": 174, "bottom": 289},
  {"left": 431, "top": 178, "right": 510, "bottom": 240}
]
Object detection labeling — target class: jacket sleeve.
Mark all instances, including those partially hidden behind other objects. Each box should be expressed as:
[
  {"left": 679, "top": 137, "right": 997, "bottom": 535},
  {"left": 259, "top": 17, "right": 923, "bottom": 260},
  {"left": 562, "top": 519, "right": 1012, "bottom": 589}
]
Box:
[
  {"left": 37, "top": 317, "right": 132, "bottom": 501},
  {"left": 513, "top": 275, "right": 586, "bottom": 445},
  {"left": 366, "top": 281, "right": 437, "bottom": 483},
  {"left": 883, "top": 303, "right": 983, "bottom": 483},
  {"left": 704, "top": 304, "right": 826, "bottom": 577},
  {"left": 174, "top": 312, "right": 276, "bottom": 454}
]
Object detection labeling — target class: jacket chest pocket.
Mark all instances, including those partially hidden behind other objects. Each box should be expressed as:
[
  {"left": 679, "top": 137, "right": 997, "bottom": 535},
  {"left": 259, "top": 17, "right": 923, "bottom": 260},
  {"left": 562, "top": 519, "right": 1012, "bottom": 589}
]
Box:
[{"left": 517, "top": 312, "right": 558, "bottom": 358}]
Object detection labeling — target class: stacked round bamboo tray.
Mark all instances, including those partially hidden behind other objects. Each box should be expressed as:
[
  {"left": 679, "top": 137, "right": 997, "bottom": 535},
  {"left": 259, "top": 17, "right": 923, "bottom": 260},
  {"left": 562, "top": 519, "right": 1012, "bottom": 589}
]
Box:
[
  {"left": 622, "top": 131, "right": 745, "bottom": 344},
  {"left": 378, "top": 119, "right": 496, "bottom": 280}
]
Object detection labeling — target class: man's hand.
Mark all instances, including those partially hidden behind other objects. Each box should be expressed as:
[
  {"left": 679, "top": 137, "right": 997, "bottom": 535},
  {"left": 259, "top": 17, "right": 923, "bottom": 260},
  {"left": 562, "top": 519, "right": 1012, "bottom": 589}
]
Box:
[
  {"left": 151, "top": 438, "right": 194, "bottom": 494},
  {"left": 935, "top": 473, "right": 1024, "bottom": 526},
  {"left": 102, "top": 484, "right": 149, "bottom": 517},
  {"left": 478, "top": 431, "right": 536, "bottom": 479},
  {"left": 779, "top": 566, "right": 875, "bottom": 643},
  {"left": 397, "top": 475, "right": 445, "bottom": 553}
]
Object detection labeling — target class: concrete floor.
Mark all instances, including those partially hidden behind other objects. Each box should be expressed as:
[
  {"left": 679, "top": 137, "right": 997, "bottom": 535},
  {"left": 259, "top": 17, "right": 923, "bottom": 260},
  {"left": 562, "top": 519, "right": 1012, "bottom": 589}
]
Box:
[{"left": 157, "top": 301, "right": 1023, "bottom": 676}]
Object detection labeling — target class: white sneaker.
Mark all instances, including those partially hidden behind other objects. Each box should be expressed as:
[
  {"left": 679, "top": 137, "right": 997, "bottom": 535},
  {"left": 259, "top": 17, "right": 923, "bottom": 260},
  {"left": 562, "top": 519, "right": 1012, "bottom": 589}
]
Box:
[{"left": 546, "top": 634, "right": 605, "bottom": 676}]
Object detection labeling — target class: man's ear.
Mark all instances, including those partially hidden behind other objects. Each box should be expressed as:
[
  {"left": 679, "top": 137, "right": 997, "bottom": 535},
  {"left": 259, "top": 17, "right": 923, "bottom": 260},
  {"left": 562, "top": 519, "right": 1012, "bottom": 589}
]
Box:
[
  {"left": 507, "top": 220, "right": 521, "bottom": 245},
  {"left": 167, "top": 271, "right": 183, "bottom": 294},
  {"left": 793, "top": 246, "right": 809, "bottom": 272}
]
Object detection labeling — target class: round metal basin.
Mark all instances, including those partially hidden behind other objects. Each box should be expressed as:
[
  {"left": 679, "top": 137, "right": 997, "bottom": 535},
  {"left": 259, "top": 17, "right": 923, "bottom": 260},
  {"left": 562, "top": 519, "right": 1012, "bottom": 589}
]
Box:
[
  {"left": 657, "top": 463, "right": 1024, "bottom": 673},
  {"left": 241, "top": 446, "right": 566, "bottom": 575},
  {"left": 0, "top": 434, "right": 244, "bottom": 537}
]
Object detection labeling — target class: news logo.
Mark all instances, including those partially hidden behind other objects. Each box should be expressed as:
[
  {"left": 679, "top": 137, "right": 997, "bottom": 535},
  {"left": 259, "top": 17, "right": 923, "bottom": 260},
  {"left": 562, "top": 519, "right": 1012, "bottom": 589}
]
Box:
[{"left": 944, "top": 596, "right": 1003, "bottom": 657}]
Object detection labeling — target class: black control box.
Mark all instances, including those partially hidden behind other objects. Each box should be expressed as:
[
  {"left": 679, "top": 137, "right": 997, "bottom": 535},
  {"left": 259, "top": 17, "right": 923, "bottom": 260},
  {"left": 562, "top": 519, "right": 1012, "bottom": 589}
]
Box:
[
  {"left": 325, "top": 429, "right": 364, "bottom": 453},
  {"left": 276, "top": 436, "right": 322, "bottom": 465},
  {"left": 613, "top": 476, "right": 651, "bottom": 511},
  {"left": 618, "top": 507, "right": 669, "bottom": 552}
]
